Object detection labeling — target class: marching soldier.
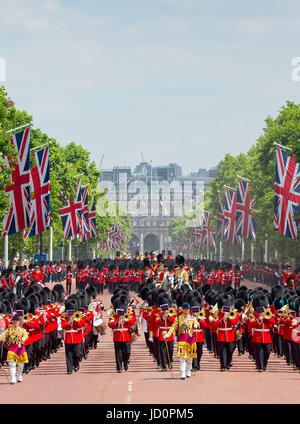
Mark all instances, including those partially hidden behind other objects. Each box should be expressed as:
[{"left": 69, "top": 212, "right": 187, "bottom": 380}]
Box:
[
  {"left": 108, "top": 295, "right": 136, "bottom": 373},
  {"left": 61, "top": 297, "right": 86, "bottom": 374},
  {"left": 165, "top": 302, "right": 199, "bottom": 380}
]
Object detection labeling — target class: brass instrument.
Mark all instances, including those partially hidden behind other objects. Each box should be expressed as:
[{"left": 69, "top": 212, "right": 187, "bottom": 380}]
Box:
[
  {"left": 242, "top": 301, "right": 255, "bottom": 322},
  {"left": 262, "top": 308, "right": 273, "bottom": 320},
  {"left": 209, "top": 303, "right": 219, "bottom": 321},
  {"left": 279, "top": 305, "right": 293, "bottom": 321},
  {"left": 107, "top": 305, "right": 115, "bottom": 318},
  {"left": 196, "top": 309, "right": 206, "bottom": 320},
  {"left": 71, "top": 311, "right": 83, "bottom": 322},
  {"left": 228, "top": 309, "right": 238, "bottom": 320},
  {"left": 22, "top": 314, "right": 38, "bottom": 323},
  {"left": 167, "top": 307, "right": 177, "bottom": 317},
  {"left": 22, "top": 314, "right": 31, "bottom": 323},
  {"left": 122, "top": 313, "right": 131, "bottom": 322}
]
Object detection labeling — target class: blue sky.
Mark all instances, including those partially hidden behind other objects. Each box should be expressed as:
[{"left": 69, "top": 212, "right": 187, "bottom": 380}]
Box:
[{"left": 1, "top": 0, "right": 300, "bottom": 175}]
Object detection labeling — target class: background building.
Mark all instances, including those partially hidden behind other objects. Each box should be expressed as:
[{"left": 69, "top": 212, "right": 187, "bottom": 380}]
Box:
[{"left": 100, "top": 161, "right": 219, "bottom": 255}]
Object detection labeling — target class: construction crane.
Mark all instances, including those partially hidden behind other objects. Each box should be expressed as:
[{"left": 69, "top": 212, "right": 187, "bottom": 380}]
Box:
[{"left": 141, "top": 152, "right": 145, "bottom": 163}]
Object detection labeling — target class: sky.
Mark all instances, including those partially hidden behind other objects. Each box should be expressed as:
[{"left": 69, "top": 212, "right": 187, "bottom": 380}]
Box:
[{"left": 1, "top": 0, "right": 300, "bottom": 175}]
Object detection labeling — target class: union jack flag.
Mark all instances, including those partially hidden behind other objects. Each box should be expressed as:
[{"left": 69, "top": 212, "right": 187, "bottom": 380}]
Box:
[
  {"left": 25, "top": 146, "right": 50, "bottom": 237},
  {"left": 235, "top": 178, "right": 256, "bottom": 241},
  {"left": 274, "top": 147, "right": 300, "bottom": 239},
  {"left": 193, "top": 226, "right": 203, "bottom": 248},
  {"left": 223, "top": 187, "right": 241, "bottom": 245},
  {"left": 108, "top": 221, "right": 123, "bottom": 249},
  {"left": 216, "top": 192, "right": 225, "bottom": 240},
  {"left": 88, "top": 198, "right": 97, "bottom": 239},
  {"left": 81, "top": 186, "right": 90, "bottom": 241},
  {"left": 200, "top": 212, "right": 216, "bottom": 249},
  {"left": 60, "top": 178, "right": 82, "bottom": 239},
  {"left": 3, "top": 128, "right": 31, "bottom": 236},
  {"left": 70, "top": 178, "right": 83, "bottom": 241}
]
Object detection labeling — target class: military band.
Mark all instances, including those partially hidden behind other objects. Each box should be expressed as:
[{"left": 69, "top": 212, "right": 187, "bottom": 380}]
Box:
[{"left": 0, "top": 251, "right": 299, "bottom": 385}]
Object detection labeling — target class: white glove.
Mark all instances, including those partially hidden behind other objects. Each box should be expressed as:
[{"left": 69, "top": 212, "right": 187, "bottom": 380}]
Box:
[
  {"left": 148, "top": 337, "right": 153, "bottom": 343},
  {"left": 162, "top": 331, "right": 167, "bottom": 339},
  {"left": 189, "top": 333, "right": 193, "bottom": 338},
  {"left": 18, "top": 344, "right": 21, "bottom": 348},
  {"left": 194, "top": 324, "right": 199, "bottom": 329},
  {"left": 21, "top": 337, "right": 26, "bottom": 342}
]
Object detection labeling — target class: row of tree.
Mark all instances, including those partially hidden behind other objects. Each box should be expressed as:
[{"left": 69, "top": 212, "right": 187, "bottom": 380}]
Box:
[
  {"left": 169, "top": 101, "right": 300, "bottom": 264},
  {"left": 0, "top": 86, "right": 132, "bottom": 266}
]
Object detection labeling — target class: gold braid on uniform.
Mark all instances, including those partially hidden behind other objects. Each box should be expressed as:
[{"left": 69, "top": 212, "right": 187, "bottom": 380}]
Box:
[{"left": 166, "top": 314, "right": 198, "bottom": 359}]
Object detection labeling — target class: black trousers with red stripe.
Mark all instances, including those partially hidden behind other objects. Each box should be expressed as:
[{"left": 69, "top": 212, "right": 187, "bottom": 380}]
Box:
[{"left": 114, "top": 341, "right": 131, "bottom": 371}]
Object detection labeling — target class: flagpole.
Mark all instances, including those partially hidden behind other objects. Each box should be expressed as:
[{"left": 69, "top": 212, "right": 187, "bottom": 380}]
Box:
[
  {"left": 241, "top": 238, "right": 245, "bottom": 262},
  {"left": 68, "top": 241, "right": 72, "bottom": 262},
  {"left": 264, "top": 234, "right": 268, "bottom": 263},
  {"left": 274, "top": 142, "right": 292, "bottom": 151},
  {"left": 4, "top": 235, "right": 8, "bottom": 269},
  {"left": 237, "top": 175, "right": 251, "bottom": 182},
  {"left": 31, "top": 142, "right": 51, "bottom": 152},
  {"left": 6, "top": 122, "right": 32, "bottom": 134},
  {"left": 49, "top": 226, "right": 53, "bottom": 262},
  {"left": 224, "top": 185, "right": 237, "bottom": 191}
]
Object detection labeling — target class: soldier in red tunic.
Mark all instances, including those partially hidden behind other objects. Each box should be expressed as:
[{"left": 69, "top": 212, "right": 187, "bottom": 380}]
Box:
[
  {"left": 283, "top": 265, "right": 295, "bottom": 289},
  {"left": 249, "top": 293, "right": 275, "bottom": 372},
  {"left": 61, "top": 297, "right": 86, "bottom": 374},
  {"left": 108, "top": 294, "right": 136, "bottom": 373},
  {"left": 234, "top": 264, "right": 243, "bottom": 290},
  {"left": 155, "top": 293, "right": 176, "bottom": 372}
]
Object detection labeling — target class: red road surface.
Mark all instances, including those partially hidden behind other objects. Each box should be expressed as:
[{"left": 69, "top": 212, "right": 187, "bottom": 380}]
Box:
[{"left": 0, "top": 280, "right": 299, "bottom": 404}]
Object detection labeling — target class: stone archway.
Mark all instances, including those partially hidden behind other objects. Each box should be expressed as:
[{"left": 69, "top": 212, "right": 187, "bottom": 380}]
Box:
[
  {"left": 129, "top": 234, "right": 140, "bottom": 256},
  {"left": 144, "top": 233, "right": 160, "bottom": 253}
]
